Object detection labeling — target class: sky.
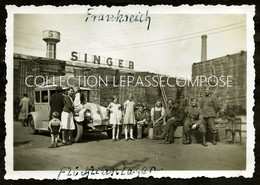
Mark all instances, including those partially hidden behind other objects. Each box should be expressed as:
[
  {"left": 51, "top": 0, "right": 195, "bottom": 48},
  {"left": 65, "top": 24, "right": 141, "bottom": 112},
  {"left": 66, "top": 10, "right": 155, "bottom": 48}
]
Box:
[{"left": 14, "top": 12, "right": 246, "bottom": 77}]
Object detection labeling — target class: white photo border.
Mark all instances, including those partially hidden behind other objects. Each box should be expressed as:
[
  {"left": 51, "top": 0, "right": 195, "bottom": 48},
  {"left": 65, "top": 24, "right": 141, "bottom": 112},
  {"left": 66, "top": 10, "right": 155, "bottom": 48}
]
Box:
[{"left": 4, "top": 5, "right": 255, "bottom": 179}]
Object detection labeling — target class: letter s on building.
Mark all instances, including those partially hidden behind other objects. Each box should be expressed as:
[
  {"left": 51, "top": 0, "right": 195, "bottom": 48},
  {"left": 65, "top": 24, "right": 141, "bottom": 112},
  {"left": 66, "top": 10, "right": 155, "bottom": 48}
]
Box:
[
  {"left": 48, "top": 31, "right": 53, "bottom": 37},
  {"left": 71, "top": 51, "right": 78, "bottom": 61}
]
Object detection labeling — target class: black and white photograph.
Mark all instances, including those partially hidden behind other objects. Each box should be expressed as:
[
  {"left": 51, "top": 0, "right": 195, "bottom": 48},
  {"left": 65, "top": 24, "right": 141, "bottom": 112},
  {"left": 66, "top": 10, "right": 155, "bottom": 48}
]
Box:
[{"left": 4, "top": 5, "right": 255, "bottom": 179}]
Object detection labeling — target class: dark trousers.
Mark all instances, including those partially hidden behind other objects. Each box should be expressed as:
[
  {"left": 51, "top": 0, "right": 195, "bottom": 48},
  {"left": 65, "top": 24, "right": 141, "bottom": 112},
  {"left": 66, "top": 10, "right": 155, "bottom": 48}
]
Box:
[
  {"left": 153, "top": 120, "right": 164, "bottom": 137},
  {"left": 163, "top": 119, "right": 183, "bottom": 141},
  {"left": 204, "top": 117, "right": 217, "bottom": 133},
  {"left": 168, "top": 125, "right": 177, "bottom": 142},
  {"left": 163, "top": 119, "right": 173, "bottom": 134},
  {"left": 183, "top": 119, "right": 206, "bottom": 133}
]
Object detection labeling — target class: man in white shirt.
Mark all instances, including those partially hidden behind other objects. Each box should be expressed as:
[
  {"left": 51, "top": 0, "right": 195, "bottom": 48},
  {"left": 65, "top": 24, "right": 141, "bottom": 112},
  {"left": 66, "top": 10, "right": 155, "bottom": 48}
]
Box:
[{"left": 150, "top": 100, "right": 165, "bottom": 138}]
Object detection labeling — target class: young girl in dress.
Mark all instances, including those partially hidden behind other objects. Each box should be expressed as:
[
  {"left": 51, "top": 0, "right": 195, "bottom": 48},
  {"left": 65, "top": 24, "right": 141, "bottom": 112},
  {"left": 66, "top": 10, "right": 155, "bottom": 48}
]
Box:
[
  {"left": 123, "top": 93, "right": 136, "bottom": 141},
  {"left": 48, "top": 111, "right": 62, "bottom": 148},
  {"left": 107, "top": 96, "right": 122, "bottom": 141}
]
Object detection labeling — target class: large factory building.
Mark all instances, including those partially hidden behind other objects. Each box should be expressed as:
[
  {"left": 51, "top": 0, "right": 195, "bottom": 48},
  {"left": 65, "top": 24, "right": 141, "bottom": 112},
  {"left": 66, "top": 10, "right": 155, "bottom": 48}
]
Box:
[{"left": 14, "top": 30, "right": 185, "bottom": 111}]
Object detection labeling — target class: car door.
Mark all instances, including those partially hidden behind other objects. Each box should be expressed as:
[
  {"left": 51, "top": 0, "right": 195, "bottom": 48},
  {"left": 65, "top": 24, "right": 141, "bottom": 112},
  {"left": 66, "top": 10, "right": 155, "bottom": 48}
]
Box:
[{"left": 37, "top": 90, "right": 50, "bottom": 129}]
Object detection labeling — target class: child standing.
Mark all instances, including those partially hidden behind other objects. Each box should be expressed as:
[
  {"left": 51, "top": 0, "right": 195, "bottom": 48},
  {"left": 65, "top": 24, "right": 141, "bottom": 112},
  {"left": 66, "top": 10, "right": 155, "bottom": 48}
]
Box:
[
  {"left": 123, "top": 94, "right": 136, "bottom": 141},
  {"left": 48, "top": 111, "right": 62, "bottom": 148},
  {"left": 107, "top": 96, "right": 122, "bottom": 141}
]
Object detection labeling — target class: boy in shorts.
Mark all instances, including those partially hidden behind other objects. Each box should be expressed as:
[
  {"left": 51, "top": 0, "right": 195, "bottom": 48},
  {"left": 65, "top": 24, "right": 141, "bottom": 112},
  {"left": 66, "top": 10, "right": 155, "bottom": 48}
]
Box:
[{"left": 48, "top": 112, "right": 62, "bottom": 148}]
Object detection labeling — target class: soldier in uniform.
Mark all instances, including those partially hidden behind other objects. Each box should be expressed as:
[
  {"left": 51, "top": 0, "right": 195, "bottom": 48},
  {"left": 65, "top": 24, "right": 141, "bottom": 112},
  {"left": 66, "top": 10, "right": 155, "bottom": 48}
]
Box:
[
  {"left": 183, "top": 98, "right": 207, "bottom": 146},
  {"left": 164, "top": 100, "right": 174, "bottom": 121},
  {"left": 135, "top": 104, "right": 150, "bottom": 138},
  {"left": 200, "top": 85, "right": 219, "bottom": 145},
  {"left": 156, "top": 99, "right": 185, "bottom": 144}
]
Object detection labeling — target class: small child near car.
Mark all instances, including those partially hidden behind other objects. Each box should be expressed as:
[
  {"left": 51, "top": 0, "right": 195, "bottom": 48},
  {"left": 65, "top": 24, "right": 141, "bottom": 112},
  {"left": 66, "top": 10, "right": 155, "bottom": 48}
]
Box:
[{"left": 48, "top": 111, "right": 62, "bottom": 148}]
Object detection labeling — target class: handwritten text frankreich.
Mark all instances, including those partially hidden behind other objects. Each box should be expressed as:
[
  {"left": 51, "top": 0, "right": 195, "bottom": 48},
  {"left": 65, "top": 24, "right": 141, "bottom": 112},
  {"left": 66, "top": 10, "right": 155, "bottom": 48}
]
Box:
[{"left": 85, "top": 8, "right": 151, "bottom": 30}]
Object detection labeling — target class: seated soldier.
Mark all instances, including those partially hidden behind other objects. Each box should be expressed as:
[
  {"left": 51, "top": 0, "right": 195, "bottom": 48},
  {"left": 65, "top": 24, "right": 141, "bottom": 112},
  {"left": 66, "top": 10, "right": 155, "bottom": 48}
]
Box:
[
  {"left": 157, "top": 99, "right": 185, "bottom": 144},
  {"left": 183, "top": 98, "right": 207, "bottom": 147},
  {"left": 135, "top": 104, "right": 150, "bottom": 138}
]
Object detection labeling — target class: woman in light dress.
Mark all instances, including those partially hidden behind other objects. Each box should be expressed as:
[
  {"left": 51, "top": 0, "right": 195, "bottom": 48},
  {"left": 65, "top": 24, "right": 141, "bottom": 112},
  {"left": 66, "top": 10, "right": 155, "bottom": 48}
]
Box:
[
  {"left": 107, "top": 96, "right": 122, "bottom": 141},
  {"left": 61, "top": 87, "right": 75, "bottom": 145},
  {"left": 123, "top": 94, "right": 136, "bottom": 141}
]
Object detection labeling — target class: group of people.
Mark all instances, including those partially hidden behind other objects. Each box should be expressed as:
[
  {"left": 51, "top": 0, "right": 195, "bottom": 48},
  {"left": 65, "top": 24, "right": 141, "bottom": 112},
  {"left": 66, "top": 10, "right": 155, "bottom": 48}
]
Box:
[
  {"left": 48, "top": 86, "right": 84, "bottom": 148},
  {"left": 19, "top": 84, "right": 219, "bottom": 148},
  {"left": 106, "top": 94, "right": 134, "bottom": 141},
  {"left": 157, "top": 85, "right": 219, "bottom": 146},
  {"left": 107, "top": 85, "right": 219, "bottom": 147}
]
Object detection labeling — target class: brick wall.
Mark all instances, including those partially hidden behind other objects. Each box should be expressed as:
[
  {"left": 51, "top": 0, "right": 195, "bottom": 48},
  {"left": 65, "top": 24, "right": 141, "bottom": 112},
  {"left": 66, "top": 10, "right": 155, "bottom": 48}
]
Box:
[
  {"left": 190, "top": 51, "right": 247, "bottom": 111},
  {"left": 14, "top": 54, "right": 66, "bottom": 100},
  {"left": 66, "top": 60, "right": 181, "bottom": 108},
  {"left": 14, "top": 53, "right": 183, "bottom": 110}
]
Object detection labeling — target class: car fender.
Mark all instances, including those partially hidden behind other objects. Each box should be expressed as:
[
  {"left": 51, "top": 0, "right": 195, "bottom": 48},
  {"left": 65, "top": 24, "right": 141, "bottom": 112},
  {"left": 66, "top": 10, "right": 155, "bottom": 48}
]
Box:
[
  {"left": 81, "top": 103, "right": 101, "bottom": 125},
  {"left": 99, "top": 106, "right": 108, "bottom": 119},
  {"left": 74, "top": 109, "right": 86, "bottom": 122},
  {"left": 81, "top": 103, "right": 109, "bottom": 125},
  {"left": 26, "top": 112, "right": 42, "bottom": 129}
]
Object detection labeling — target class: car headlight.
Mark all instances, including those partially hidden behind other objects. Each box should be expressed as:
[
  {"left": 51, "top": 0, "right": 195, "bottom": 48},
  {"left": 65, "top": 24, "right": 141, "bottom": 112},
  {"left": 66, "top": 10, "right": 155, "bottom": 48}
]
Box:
[{"left": 85, "top": 110, "right": 91, "bottom": 118}]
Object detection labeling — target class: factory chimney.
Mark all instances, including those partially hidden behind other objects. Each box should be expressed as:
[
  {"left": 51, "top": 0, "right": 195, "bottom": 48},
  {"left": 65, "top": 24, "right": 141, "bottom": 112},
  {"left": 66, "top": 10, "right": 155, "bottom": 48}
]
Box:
[
  {"left": 201, "top": 35, "right": 207, "bottom": 62},
  {"left": 43, "top": 30, "right": 60, "bottom": 59}
]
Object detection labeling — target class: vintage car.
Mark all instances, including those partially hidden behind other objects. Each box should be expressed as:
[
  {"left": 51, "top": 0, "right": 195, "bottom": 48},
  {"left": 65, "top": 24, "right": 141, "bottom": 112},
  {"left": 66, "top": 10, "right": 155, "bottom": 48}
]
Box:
[{"left": 26, "top": 85, "right": 112, "bottom": 142}]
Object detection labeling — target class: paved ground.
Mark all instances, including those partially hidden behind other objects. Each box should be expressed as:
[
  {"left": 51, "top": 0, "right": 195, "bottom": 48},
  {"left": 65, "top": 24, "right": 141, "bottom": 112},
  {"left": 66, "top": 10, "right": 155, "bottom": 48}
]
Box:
[{"left": 13, "top": 121, "right": 246, "bottom": 171}]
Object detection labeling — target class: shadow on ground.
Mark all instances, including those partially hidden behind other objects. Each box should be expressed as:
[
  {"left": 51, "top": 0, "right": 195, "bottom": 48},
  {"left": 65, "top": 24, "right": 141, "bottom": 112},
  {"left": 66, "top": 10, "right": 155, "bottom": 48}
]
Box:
[
  {"left": 34, "top": 130, "right": 111, "bottom": 143},
  {"left": 78, "top": 132, "right": 110, "bottom": 143},
  {"left": 14, "top": 140, "right": 33, "bottom": 147}
]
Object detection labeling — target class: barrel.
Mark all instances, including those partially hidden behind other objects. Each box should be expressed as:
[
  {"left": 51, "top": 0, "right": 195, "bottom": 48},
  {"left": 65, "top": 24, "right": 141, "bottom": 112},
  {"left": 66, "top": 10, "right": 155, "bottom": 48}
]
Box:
[
  {"left": 137, "top": 125, "right": 142, "bottom": 139},
  {"left": 148, "top": 128, "right": 153, "bottom": 139}
]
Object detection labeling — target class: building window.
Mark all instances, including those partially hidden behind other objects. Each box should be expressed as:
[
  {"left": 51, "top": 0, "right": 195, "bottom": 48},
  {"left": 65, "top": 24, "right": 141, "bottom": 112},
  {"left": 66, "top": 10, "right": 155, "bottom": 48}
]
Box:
[
  {"left": 35, "top": 91, "right": 40, "bottom": 103},
  {"left": 41, "top": 90, "right": 48, "bottom": 103}
]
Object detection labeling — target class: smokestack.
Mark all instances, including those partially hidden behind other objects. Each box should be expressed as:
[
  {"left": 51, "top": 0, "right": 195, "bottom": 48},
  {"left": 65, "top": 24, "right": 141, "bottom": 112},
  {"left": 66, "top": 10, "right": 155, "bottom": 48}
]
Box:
[
  {"left": 43, "top": 30, "right": 60, "bottom": 59},
  {"left": 201, "top": 35, "right": 207, "bottom": 62}
]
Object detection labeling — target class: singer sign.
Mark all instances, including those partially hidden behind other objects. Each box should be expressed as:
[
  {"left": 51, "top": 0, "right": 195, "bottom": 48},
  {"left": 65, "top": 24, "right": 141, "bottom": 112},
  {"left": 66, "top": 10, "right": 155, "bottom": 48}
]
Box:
[{"left": 70, "top": 51, "right": 134, "bottom": 69}]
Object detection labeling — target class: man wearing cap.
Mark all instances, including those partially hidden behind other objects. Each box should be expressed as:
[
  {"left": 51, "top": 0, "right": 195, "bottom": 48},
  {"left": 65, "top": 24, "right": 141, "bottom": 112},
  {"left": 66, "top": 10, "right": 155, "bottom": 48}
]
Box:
[
  {"left": 165, "top": 100, "right": 174, "bottom": 120},
  {"left": 183, "top": 98, "right": 207, "bottom": 146},
  {"left": 157, "top": 99, "right": 185, "bottom": 144},
  {"left": 200, "top": 85, "right": 219, "bottom": 145}
]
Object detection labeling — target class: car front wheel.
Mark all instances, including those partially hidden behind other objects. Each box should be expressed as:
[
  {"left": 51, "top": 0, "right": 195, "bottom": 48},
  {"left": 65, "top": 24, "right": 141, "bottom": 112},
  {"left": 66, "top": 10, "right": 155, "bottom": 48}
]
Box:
[
  {"left": 28, "top": 117, "right": 38, "bottom": 134},
  {"left": 72, "top": 121, "right": 83, "bottom": 143}
]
